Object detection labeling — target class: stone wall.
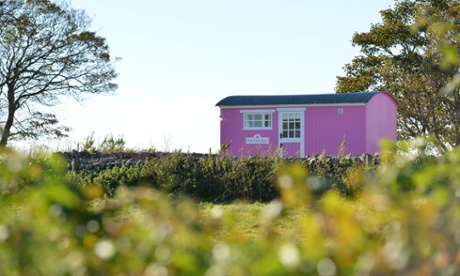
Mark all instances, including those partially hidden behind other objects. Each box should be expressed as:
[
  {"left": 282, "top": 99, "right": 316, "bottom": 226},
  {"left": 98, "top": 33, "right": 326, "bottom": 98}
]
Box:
[
  {"left": 58, "top": 151, "right": 209, "bottom": 172},
  {"left": 57, "top": 150, "right": 380, "bottom": 172}
]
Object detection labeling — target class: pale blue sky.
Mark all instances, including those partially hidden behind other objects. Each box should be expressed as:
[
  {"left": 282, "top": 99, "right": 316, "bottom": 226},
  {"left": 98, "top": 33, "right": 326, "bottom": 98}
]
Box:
[{"left": 36, "top": 0, "right": 395, "bottom": 153}]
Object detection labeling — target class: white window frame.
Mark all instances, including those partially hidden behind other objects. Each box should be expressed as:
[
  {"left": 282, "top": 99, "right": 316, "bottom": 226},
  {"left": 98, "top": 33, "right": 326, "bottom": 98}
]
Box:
[
  {"left": 280, "top": 112, "right": 302, "bottom": 139},
  {"left": 277, "top": 108, "right": 306, "bottom": 142},
  {"left": 240, "top": 109, "right": 275, "bottom": 130}
]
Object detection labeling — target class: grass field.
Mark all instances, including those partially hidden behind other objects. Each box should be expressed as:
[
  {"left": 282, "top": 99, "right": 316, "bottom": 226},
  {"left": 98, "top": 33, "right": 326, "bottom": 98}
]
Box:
[{"left": 199, "top": 202, "right": 311, "bottom": 241}]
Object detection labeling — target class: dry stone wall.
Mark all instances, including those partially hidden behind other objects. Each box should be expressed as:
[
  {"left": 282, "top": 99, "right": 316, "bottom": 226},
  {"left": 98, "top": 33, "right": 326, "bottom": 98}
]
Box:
[
  {"left": 58, "top": 151, "right": 208, "bottom": 172},
  {"left": 57, "top": 150, "right": 380, "bottom": 172}
]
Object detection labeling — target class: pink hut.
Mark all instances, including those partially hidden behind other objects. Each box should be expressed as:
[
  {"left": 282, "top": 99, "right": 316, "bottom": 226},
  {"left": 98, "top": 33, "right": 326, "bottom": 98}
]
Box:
[{"left": 216, "top": 92, "right": 397, "bottom": 157}]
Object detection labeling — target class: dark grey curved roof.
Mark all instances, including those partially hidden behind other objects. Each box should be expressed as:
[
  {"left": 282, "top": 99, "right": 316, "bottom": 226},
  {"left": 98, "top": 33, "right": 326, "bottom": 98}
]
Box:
[{"left": 216, "top": 92, "right": 380, "bottom": 107}]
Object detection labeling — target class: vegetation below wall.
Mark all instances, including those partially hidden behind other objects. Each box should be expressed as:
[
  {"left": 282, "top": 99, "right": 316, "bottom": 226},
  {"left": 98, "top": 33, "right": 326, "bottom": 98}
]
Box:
[
  {"left": 64, "top": 151, "right": 380, "bottom": 201},
  {"left": 0, "top": 139, "right": 459, "bottom": 274}
]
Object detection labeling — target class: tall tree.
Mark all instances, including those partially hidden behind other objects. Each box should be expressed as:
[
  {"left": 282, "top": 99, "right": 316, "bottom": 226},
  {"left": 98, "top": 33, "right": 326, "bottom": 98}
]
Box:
[
  {"left": 336, "top": 0, "right": 460, "bottom": 152},
  {"left": 0, "top": 0, "right": 118, "bottom": 146}
]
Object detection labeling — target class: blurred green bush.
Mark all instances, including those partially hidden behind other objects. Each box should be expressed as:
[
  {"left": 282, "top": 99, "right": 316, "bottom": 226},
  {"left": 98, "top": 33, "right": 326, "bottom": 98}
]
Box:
[{"left": 0, "top": 139, "right": 459, "bottom": 275}]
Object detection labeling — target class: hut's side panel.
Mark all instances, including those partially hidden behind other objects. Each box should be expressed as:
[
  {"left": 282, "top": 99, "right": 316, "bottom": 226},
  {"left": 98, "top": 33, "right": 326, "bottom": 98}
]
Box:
[
  {"left": 304, "top": 106, "right": 366, "bottom": 155},
  {"left": 220, "top": 108, "right": 279, "bottom": 156},
  {"left": 365, "top": 93, "right": 398, "bottom": 154}
]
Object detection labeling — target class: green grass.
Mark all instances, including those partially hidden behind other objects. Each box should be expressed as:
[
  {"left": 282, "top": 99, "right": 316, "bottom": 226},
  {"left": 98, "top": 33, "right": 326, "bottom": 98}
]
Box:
[{"left": 199, "top": 201, "right": 311, "bottom": 242}]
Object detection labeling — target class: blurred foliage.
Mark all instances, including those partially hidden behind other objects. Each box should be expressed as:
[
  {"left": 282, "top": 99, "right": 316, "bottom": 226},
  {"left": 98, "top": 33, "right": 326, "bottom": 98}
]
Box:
[
  {"left": 336, "top": 0, "right": 460, "bottom": 153},
  {"left": 0, "top": 139, "right": 459, "bottom": 275}
]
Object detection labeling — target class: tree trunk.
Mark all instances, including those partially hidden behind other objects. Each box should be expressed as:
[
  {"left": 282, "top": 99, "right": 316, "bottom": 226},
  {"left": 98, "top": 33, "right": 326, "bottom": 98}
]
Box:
[
  {"left": 454, "top": 89, "right": 460, "bottom": 147},
  {"left": 1, "top": 115, "right": 13, "bottom": 146},
  {"left": 1, "top": 85, "right": 16, "bottom": 146}
]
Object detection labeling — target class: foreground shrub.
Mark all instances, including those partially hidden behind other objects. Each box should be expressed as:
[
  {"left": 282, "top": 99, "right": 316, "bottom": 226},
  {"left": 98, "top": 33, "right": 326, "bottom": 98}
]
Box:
[{"left": 0, "top": 140, "right": 459, "bottom": 274}]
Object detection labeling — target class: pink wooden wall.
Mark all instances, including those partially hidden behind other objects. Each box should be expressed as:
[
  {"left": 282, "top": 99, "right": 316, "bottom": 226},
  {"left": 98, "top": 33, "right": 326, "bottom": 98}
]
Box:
[
  {"left": 304, "top": 105, "right": 366, "bottom": 155},
  {"left": 220, "top": 108, "right": 280, "bottom": 157},
  {"left": 365, "top": 93, "right": 398, "bottom": 154},
  {"left": 219, "top": 93, "right": 397, "bottom": 157}
]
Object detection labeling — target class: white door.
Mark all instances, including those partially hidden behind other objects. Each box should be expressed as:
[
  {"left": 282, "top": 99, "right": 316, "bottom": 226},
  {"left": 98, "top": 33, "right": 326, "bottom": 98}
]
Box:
[{"left": 278, "top": 108, "right": 305, "bottom": 157}]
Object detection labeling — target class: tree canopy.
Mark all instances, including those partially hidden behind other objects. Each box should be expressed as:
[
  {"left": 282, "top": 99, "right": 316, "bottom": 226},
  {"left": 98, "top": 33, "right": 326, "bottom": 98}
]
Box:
[
  {"left": 336, "top": 0, "right": 460, "bottom": 152},
  {"left": 0, "top": 0, "right": 118, "bottom": 146}
]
